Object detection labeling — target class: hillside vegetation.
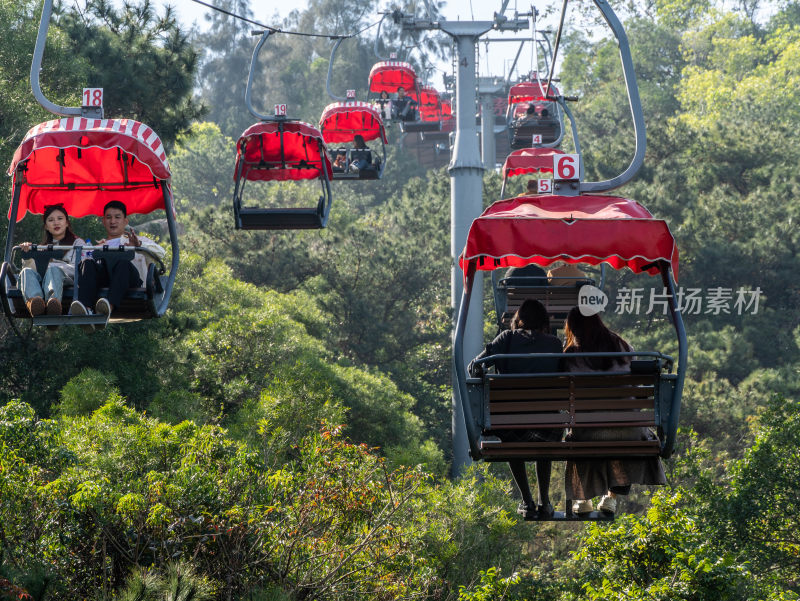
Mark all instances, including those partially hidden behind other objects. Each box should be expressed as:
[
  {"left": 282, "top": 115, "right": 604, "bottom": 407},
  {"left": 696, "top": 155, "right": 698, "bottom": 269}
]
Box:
[{"left": 1, "top": 0, "right": 799, "bottom": 599}]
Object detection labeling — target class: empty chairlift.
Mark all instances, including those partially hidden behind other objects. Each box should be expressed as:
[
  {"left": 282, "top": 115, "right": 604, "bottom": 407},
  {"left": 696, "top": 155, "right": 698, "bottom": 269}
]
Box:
[{"left": 232, "top": 31, "right": 333, "bottom": 230}]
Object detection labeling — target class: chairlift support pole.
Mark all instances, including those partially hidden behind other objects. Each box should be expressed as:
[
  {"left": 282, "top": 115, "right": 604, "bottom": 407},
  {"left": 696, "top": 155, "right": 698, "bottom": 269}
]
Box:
[{"left": 400, "top": 13, "right": 527, "bottom": 476}]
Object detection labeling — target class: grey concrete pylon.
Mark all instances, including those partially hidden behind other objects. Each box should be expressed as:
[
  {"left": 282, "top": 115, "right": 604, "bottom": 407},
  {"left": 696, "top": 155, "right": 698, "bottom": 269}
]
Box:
[{"left": 400, "top": 14, "right": 527, "bottom": 476}]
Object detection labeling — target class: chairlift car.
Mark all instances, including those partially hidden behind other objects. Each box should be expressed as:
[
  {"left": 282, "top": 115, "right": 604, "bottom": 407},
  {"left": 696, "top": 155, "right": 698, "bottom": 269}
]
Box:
[
  {"left": 2, "top": 118, "right": 180, "bottom": 332},
  {"left": 400, "top": 85, "right": 444, "bottom": 134},
  {"left": 1, "top": 0, "right": 179, "bottom": 334},
  {"left": 453, "top": 0, "right": 676, "bottom": 522},
  {"left": 507, "top": 79, "right": 564, "bottom": 149},
  {"left": 320, "top": 101, "right": 387, "bottom": 180},
  {"left": 454, "top": 194, "right": 685, "bottom": 521},
  {"left": 232, "top": 30, "right": 333, "bottom": 230}
]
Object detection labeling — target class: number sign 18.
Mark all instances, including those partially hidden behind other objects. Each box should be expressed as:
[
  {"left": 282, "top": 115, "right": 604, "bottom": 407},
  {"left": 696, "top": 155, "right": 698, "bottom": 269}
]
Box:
[
  {"left": 82, "top": 88, "right": 103, "bottom": 107},
  {"left": 537, "top": 178, "right": 552, "bottom": 194},
  {"left": 389, "top": 52, "right": 397, "bottom": 59},
  {"left": 274, "top": 104, "right": 287, "bottom": 116},
  {"left": 554, "top": 154, "right": 580, "bottom": 181}
]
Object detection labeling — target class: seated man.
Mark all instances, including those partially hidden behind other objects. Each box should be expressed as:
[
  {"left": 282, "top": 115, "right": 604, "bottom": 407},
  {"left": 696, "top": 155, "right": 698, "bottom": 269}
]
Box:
[
  {"left": 70, "top": 200, "right": 166, "bottom": 326},
  {"left": 504, "top": 263, "right": 548, "bottom": 286},
  {"left": 391, "top": 86, "right": 418, "bottom": 122},
  {"left": 349, "top": 134, "right": 373, "bottom": 173},
  {"left": 546, "top": 262, "right": 588, "bottom": 286}
]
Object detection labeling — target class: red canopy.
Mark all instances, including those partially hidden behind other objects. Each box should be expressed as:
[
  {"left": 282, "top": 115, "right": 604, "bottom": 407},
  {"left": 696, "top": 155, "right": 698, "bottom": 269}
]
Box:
[
  {"left": 319, "top": 102, "right": 387, "bottom": 144},
  {"left": 508, "top": 80, "right": 560, "bottom": 104},
  {"left": 441, "top": 100, "right": 452, "bottom": 117},
  {"left": 235, "top": 121, "right": 333, "bottom": 182},
  {"left": 459, "top": 194, "right": 678, "bottom": 279},
  {"left": 502, "top": 148, "right": 565, "bottom": 178},
  {"left": 369, "top": 61, "right": 417, "bottom": 94},
  {"left": 7, "top": 117, "right": 171, "bottom": 222},
  {"left": 409, "top": 86, "right": 443, "bottom": 122}
]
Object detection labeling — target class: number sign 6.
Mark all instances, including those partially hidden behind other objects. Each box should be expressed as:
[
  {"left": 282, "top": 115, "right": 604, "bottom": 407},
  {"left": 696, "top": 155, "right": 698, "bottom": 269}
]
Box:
[
  {"left": 274, "top": 104, "right": 287, "bottom": 116},
  {"left": 537, "top": 178, "right": 552, "bottom": 194},
  {"left": 554, "top": 154, "right": 580, "bottom": 181},
  {"left": 82, "top": 88, "right": 103, "bottom": 108}
]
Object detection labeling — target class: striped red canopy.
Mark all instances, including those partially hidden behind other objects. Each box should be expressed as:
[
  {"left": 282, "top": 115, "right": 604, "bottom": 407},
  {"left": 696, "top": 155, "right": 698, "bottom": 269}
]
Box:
[
  {"left": 502, "top": 148, "right": 565, "bottom": 178},
  {"left": 319, "top": 102, "right": 387, "bottom": 144},
  {"left": 235, "top": 121, "right": 333, "bottom": 182},
  {"left": 460, "top": 194, "right": 679, "bottom": 279},
  {"left": 7, "top": 117, "right": 171, "bottom": 222},
  {"left": 508, "top": 80, "right": 560, "bottom": 104},
  {"left": 369, "top": 61, "right": 417, "bottom": 93}
]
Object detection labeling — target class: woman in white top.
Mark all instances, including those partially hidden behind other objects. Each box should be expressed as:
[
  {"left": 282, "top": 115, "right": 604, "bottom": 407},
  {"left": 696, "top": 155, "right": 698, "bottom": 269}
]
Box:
[{"left": 19, "top": 204, "right": 85, "bottom": 317}]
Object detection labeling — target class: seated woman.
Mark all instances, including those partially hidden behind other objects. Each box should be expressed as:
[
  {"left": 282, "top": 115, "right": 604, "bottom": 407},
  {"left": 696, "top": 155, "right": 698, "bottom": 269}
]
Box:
[
  {"left": 349, "top": 134, "right": 374, "bottom": 173},
  {"left": 332, "top": 151, "right": 348, "bottom": 173},
  {"left": 18, "top": 203, "right": 85, "bottom": 317},
  {"left": 469, "top": 299, "right": 563, "bottom": 519},
  {"left": 562, "top": 307, "right": 666, "bottom": 515}
]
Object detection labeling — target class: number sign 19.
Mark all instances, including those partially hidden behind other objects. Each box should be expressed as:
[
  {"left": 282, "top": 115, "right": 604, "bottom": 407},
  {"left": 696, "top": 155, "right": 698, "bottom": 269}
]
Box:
[
  {"left": 537, "top": 178, "right": 553, "bottom": 194},
  {"left": 554, "top": 154, "right": 580, "bottom": 181},
  {"left": 274, "top": 104, "right": 287, "bottom": 116},
  {"left": 82, "top": 88, "right": 103, "bottom": 108}
]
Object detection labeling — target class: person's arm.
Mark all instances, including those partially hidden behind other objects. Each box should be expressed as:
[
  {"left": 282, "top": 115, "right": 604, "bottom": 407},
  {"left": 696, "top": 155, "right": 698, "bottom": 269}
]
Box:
[
  {"left": 468, "top": 331, "right": 508, "bottom": 376},
  {"left": 130, "top": 233, "right": 166, "bottom": 260}
]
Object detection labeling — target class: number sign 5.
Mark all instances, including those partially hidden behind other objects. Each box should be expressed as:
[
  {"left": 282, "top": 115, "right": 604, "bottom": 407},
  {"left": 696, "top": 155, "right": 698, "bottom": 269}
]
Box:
[
  {"left": 554, "top": 154, "right": 580, "bottom": 181},
  {"left": 82, "top": 88, "right": 103, "bottom": 108},
  {"left": 274, "top": 104, "right": 287, "bottom": 116},
  {"left": 537, "top": 178, "right": 552, "bottom": 194}
]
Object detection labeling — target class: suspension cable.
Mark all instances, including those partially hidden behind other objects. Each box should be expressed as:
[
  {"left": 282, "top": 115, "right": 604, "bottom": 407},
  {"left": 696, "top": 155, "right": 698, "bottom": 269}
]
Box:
[{"left": 545, "top": 0, "right": 568, "bottom": 99}]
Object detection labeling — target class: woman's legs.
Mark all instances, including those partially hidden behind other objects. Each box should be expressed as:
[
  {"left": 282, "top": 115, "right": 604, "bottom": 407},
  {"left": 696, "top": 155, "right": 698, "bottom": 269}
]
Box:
[
  {"left": 509, "top": 461, "right": 535, "bottom": 509},
  {"left": 42, "top": 265, "right": 66, "bottom": 301},
  {"left": 535, "top": 459, "right": 553, "bottom": 508},
  {"left": 19, "top": 268, "right": 44, "bottom": 301}
]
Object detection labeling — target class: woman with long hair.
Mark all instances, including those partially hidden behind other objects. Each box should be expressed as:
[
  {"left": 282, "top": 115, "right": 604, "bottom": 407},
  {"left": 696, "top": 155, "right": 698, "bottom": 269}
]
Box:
[
  {"left": 562, "top": 307, "right": 666, "bottom": 514},
  {"left": 469, "top": 299, "right": 563, "bottom": 519},
  {"left": 18, "top": 204, "right": 85, "bottom": 317}
]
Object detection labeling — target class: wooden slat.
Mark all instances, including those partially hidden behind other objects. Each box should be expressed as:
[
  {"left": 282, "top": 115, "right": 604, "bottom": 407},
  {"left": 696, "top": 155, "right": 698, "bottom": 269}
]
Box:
[
  {"left": 488, "top": 375, "right": 656, "bottom": 388},
  {"left": 572, "top": 410, "right": 655, "bottom": 424},
  {"left": 490, "top": 400, "right": 570, "bottom": 412},
  {"left": 490, "top": 413, "right": 571, "bottom": 426},
  {"left": 490, "top": 397, "right": 654, "bottom": 413},
  {"left": 489, "top": 389, "right": 571, "bottom": 401}
]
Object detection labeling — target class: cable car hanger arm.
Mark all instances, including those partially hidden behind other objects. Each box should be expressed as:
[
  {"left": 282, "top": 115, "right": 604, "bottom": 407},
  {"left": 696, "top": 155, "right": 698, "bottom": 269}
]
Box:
[{"left": 31, "top": 0, "right": 98, "bottom": 118}]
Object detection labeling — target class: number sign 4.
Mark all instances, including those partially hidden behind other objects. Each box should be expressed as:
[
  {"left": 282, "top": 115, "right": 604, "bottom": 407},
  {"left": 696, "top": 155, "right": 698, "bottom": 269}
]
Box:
[
  {"left": 82, "top": 88, "right": 103, "bottom": 108},
  {"left": 531, "top": 134, "right": 542, "bottom": 145}
]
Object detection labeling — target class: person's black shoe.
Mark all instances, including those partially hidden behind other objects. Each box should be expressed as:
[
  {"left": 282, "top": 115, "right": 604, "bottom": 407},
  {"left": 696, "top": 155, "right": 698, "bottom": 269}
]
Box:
[{"left": 537, "top": 503, "right": 555, "bottom": 518}]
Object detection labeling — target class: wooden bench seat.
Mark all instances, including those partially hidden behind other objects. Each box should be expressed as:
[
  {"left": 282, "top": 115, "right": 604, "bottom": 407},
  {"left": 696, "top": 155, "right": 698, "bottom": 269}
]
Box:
[
  {"left": 477, "top": 372, "right": 664, "bottom": 461},
  {"left": 496, "top": 283, "right": 591, "bottom": 330}
]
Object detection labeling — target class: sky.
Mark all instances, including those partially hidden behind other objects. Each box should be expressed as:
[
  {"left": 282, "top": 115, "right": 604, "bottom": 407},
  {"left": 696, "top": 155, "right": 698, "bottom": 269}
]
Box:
[{"left": 140, "top": 0, "right": 567, "bottom": 81}]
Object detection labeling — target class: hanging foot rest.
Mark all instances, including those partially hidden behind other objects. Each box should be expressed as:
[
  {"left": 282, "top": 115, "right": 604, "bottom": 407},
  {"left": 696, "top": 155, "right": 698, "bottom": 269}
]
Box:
[
  {"left": 236, "top": 208, "right": 324, "bottom": 230},
  {"left": 400, "top": 121, "right": 442, "bottom": 133}
]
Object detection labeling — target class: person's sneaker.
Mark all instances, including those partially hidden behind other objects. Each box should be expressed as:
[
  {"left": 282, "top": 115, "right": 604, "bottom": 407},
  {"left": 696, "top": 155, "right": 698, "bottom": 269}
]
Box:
[
  {"left": 573, "top": 499, "right": 594, "bottom": 514},
  {"left": 69, "top": 300, "right": 94, "bottom": 333},
  {"left": 94, "top": 298, "right": 111, "bottom": 330},
  {"left": 26, "top": 296, "right": 45, "bottom": 316},
  {"left": 598, "top": 495, "right": 617, "bottom": 514},
  {"left": 46, "top": 297, "right": 62, "bottom": 315}
]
